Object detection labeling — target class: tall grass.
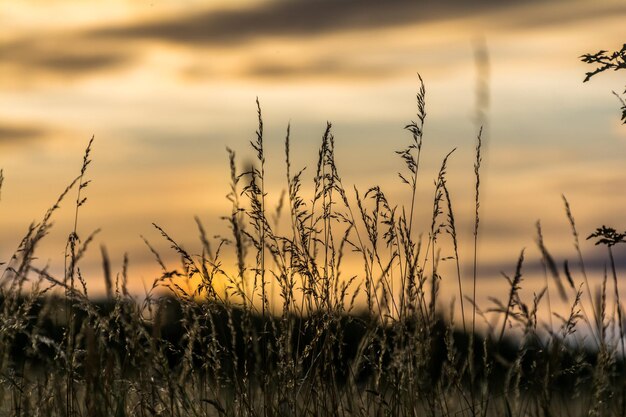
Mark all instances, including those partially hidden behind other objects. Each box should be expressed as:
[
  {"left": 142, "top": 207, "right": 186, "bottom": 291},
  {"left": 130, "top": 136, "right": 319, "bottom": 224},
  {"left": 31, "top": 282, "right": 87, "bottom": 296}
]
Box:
[{"left": 0, "top": 76, "right": 624, "bottom": 417}]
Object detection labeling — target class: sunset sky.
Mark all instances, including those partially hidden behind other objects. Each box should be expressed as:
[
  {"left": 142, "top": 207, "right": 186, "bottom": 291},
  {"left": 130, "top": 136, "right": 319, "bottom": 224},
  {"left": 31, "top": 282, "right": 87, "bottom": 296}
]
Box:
[{"left": 1, "top": 0, "right": 625, "bottom": 314}]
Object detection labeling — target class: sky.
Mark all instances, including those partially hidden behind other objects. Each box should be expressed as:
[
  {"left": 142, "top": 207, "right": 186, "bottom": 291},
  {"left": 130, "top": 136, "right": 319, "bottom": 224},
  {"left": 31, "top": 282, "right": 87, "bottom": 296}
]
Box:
[{"left": 1, "top": 0, "right": 625, "bottom": 322}]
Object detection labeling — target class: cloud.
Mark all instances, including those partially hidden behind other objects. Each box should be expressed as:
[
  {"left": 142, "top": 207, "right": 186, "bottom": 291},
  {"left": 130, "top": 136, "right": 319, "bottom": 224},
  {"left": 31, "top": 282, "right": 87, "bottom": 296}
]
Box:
[
  {"left": 243, "top": 58, "right": 395, "bottom": 80},
  {"left": 0, "top": 122, "right": 46, "bottom": 144},
  {"left": 0, "top": 36, "right": 133, "bottom": 82},
  {"left": 473, "top": 249, "right": 626, "bottom": 282},
  {"left": 87, "top": 0, "right": 626, "bottom": 47},
  {"left": 3, "top": 0, "right": 624, "bottom": 83},
  {"left": 502, "top": 2, "right": 626, "bottom": 30},
  {"left": 31, "top": 52, "right": 128, "bottom": 74},
  {"left": 86, "top": 0, "right": 515, "bottom": 46}
]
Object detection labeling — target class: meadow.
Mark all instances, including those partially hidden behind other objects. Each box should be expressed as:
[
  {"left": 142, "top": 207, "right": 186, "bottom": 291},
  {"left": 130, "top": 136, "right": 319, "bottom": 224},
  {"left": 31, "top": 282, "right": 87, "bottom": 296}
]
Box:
[{"left": 0, "top": 57, "right": 625, "bottom": 416}]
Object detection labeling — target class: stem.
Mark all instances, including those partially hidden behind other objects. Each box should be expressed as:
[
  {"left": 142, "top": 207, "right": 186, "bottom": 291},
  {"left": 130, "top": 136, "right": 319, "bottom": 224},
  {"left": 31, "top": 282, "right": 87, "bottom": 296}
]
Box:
[
  {"left": 470, "top": 127, "right": 483, "bottom": 416},
  {"left": 609, "top": 246, "right": 626, "bottom": 417}
]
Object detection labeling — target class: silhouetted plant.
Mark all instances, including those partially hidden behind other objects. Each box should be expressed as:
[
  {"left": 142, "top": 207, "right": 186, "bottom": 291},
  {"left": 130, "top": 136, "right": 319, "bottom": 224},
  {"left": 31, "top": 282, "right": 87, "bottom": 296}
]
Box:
[
  {"left": 581, "top": 43, "right": 626, "bottom": 124},
  {"left": 588, "top": 225, "right": 626, "bottom": 413},
  {"left": 587, "top": 226, "right": 626, "bottom": 247}
]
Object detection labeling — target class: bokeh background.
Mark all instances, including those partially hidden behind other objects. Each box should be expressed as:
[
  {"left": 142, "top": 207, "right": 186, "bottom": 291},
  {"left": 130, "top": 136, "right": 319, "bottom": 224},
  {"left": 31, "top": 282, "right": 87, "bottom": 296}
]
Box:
[{"left": 1, "top": 0, "right": 625, "bottom": 318}]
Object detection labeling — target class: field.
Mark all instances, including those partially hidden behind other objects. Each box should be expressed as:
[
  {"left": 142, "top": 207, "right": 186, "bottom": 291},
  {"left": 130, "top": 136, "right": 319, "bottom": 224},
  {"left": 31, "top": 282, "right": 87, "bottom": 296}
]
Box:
[{"left": 0, "top": 59, "right": 625, "bottom": 416}]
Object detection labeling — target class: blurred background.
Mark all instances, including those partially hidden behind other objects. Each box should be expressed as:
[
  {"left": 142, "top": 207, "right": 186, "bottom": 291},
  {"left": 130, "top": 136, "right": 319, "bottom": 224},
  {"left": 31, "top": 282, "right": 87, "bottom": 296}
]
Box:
[{"left": 1, "top": 0, "right": 625, "bottom": 317}]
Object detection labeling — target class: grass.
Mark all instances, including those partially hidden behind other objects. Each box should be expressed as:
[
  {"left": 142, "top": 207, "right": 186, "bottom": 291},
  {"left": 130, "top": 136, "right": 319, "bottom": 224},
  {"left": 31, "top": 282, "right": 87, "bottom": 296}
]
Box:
[{"left": 0, "top": 76, "right": 625, "bottom": 417}]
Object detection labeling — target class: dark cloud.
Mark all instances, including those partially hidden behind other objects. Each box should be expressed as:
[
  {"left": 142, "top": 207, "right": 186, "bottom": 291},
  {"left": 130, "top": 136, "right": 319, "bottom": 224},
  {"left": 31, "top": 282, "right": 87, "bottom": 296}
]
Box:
[
  {"left": 471, "top": 250, "right": 626, "bottom": 281},
  {"left": 87, "top": 0, "right": 626, "bottom": 48},
  {"left": 0, "top": 36, "right": 133, "bottom": 79},
  {"left": 87, "top": 0, "right": 531, "bottom": 46},
  {"left": 503, "top": 2, "right": 626, "bottom": 30},
  {"left": 31, "top": 52, "right": 129, "bottom": 73},
  {"left": 0, "top": 123, "right": 45, "bottom": 144},
  {"left": 245, "top": 59, "right": 394, "bottom": 80}
]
